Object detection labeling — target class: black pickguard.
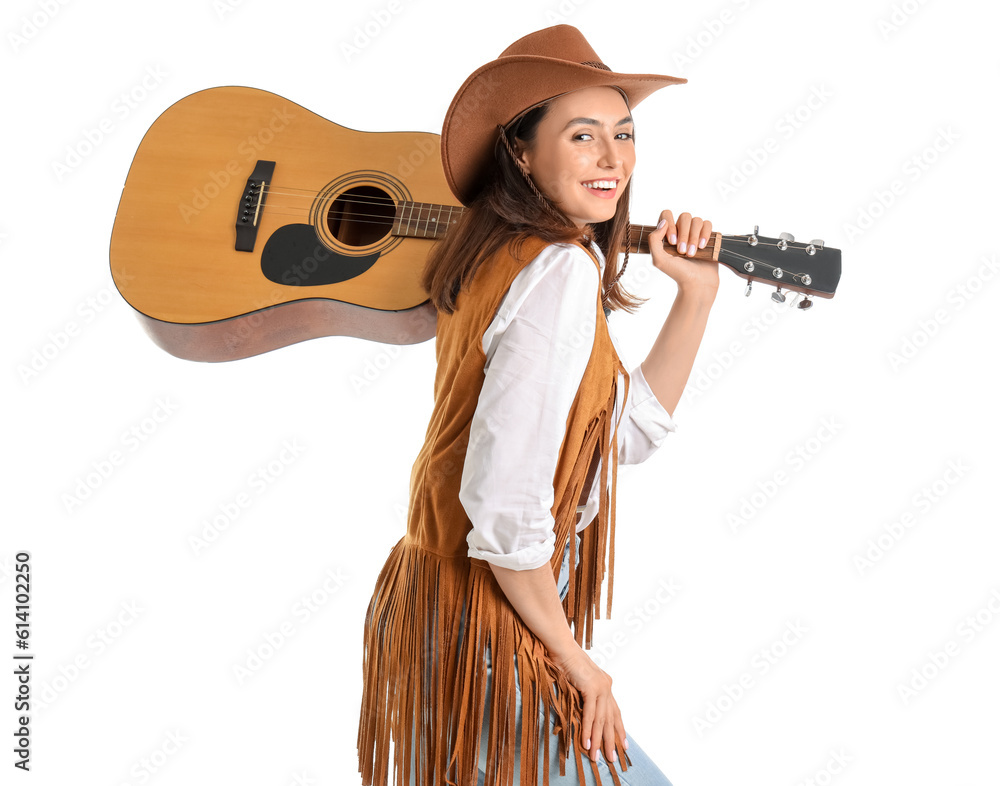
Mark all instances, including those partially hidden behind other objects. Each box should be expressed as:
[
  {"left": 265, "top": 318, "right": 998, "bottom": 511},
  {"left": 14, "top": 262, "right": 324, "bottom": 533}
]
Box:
[{"left": 260, "top": 224, "right": 380, "bottom": 287}]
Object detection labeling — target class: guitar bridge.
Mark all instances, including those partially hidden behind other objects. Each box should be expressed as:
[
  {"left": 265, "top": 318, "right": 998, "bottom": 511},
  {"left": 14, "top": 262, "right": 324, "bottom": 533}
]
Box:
[{"left": 235, "top": 160, "right": 275, "bottom": 251}]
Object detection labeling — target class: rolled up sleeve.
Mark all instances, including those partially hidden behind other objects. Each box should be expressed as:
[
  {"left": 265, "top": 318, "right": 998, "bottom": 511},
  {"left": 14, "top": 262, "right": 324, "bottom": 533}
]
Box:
[
  {"left": 618, "top": 360, "right": 678, "bottom": 466},
  {"left": 460, "top": 245, "right": 600, "bottom": 571}
]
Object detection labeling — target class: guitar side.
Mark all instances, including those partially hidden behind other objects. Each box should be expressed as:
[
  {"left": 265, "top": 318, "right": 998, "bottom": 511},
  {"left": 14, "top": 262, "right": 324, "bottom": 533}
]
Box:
[{"left": 109, "top": 86, "right": 448, "bottom": 361}]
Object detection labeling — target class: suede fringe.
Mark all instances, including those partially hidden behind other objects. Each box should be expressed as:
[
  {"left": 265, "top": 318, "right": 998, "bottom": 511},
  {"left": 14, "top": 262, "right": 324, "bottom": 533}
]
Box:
[{"left": 357, "top": 365, "right": 632, "bottom": 786}]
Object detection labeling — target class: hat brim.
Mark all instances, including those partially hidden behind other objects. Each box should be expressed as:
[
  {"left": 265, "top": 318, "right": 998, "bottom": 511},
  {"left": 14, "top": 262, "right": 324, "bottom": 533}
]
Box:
[{"left": 441, "top": 56, "right": 686, "bottom": 206}]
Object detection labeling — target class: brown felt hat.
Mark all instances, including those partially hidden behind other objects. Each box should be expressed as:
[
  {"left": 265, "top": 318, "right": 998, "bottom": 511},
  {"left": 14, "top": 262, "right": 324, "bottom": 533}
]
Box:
[{"left": 441, "top": 25, "right": 687, "bottom": 206}]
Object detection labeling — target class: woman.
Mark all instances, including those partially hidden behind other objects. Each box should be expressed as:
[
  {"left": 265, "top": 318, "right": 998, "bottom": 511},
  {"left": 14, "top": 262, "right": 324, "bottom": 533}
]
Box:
[{"left": 357, "top": 25, "right": 718, "bottom": 786}]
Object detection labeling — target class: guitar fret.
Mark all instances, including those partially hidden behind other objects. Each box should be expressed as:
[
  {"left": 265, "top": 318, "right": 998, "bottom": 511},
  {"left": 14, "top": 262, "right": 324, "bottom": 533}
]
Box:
[
  {"left": 403, "top": 201, "right": 414, "bottom": 237},
  {"left": 395, "top": 201, "right": 403, "bottom": 236}
]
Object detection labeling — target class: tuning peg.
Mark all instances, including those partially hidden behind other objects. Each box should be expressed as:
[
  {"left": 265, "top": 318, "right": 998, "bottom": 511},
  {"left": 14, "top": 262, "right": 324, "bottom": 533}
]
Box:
[
  {"left": 806, "top": 239, "right": 824, "bottom": 255},
  {"left": 797, "top": 296, "right": 813, "bottom": 310},
  {"left": 771, "top": 287, "right": 786, "bottom": 303},
  {"left": 744, "top": 280, "right": 753, "bottom": 297},
  {"left": 748, "top": 225, "right": 759, "bottom": 246},
  {"left": 777, "top": 232, "right": 794, "bottom": 251}
]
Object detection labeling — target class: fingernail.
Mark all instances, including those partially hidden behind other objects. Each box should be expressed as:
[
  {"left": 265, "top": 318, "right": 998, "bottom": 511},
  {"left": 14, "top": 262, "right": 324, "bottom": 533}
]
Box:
[
  {"left": 656, "top": 218, "right": 666, "bottom": 230},
  {"left": 678, "top": 241, "right": 687, "bottom": 254},
  {"left": 611, "top": 750, "right": 617, "bottom": 762},
  {"left": 584, "top": 738, "right": 590, "bottom": 750},
  {"left": 669, "top": 233, "right": 677, "bottom": 244},
  {"left": 699, "top": 237, "right": 707, "bottom": 248},
  {"left": 624, "top": 739, "right": 629, "bottom": 751}
]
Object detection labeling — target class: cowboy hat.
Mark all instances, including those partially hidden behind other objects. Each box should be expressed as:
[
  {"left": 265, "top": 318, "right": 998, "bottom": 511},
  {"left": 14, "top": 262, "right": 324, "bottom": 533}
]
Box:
[{"left": 440, "top": 24, "right": 686, "bottom": 206}]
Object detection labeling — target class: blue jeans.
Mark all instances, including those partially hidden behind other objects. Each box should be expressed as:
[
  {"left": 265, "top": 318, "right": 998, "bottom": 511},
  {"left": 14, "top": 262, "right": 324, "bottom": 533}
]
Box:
[
  {"left": 403, "top": 537, "right": 674, "bottom": 785},
  {"left": 474, "top": 535, "right": 674, "bottom": 786}
]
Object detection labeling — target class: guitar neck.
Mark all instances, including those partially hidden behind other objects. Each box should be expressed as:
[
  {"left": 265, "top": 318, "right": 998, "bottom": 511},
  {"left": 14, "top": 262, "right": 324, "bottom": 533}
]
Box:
[
  {"left": 626, "top": 224, "right": 721, "bottom": 260},
  {"left": 392, "top": 201, "right": 460, "bottom": 240},
  {"left": 391, "top": 202, "right": 721, "bottom": 260}
]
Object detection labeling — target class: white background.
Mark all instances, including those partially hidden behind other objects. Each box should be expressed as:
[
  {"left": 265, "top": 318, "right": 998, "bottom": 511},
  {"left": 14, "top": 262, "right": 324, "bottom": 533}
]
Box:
[{"left": 3, "top": 0, "right": 999, "bottom": 784}]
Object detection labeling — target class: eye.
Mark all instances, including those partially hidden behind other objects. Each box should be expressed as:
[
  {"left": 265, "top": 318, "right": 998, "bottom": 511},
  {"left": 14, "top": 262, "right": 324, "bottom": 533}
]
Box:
[
  {"left": 573, "top": 132, "right": 594, "bottom": 141},
  {"left": 616, "top": 131, "right": 634, "bottom": 141}
]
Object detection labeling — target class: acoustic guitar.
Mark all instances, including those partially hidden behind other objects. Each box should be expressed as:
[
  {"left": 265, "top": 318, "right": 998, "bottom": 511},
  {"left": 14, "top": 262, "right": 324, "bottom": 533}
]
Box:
[{"left": 109, "top": 87, "right": 841, "bottom": 362}]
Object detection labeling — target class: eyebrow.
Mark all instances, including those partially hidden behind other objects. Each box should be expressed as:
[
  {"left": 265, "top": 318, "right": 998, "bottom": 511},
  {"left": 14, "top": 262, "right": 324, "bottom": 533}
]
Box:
[{"left": 562, "top": 115, "right": 634, "bottom": 131}]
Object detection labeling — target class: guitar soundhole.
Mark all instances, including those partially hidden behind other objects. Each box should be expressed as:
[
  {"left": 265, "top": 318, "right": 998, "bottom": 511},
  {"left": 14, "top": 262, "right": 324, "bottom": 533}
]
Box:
[{"left": 327, "top": 185, "right": 395, "bottom": 246}]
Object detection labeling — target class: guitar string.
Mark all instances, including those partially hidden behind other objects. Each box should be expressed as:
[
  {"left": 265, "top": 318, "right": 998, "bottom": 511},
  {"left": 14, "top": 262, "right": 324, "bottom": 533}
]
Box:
[
  {"left": 252, "top": 191, "right": 807, "bottom": 242},
  {"left": 255, "top": 192, "right": 815, "bottom": 246},
  {"left": 250, "top": 192, "right": 761, "bottom": 240},
  {"left": 256, "top": 203, "right": 814, "bottom": 256},
  {"left": 261, "top": 192, "right": 818, "bottom": 249},
  {"left": 250, "top": 202, "right": 760, "bottom": 244},
  {"left": 252, "top": 189, "right": 811, "bottom": 249},
  {"left": 246, "top": 207, "right": 818, "bottom": 266},
  {"left": 250, "top": 188, "right": 825, "bottom": 250},
  {"left": 245, "top": 189, "right": 821, "bottom": 258},
  {"left": 253, "top": 190, "right": 822, "bottom": 248}
]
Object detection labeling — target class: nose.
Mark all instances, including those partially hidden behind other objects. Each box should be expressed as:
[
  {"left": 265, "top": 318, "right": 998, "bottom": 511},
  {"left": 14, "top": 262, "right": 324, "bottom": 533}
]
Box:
[{"left": 596, "top": 132, "right": 623, "bottom": 169}]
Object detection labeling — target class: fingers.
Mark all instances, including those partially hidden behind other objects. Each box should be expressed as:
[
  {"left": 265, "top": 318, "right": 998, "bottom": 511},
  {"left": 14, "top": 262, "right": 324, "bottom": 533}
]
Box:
[
  {"left": 587, "top": 695, "right": 607, "bottom": 764},
  {"left": 675, "top": 213, "right": 692, "bottom": 255},
  {"left": 580, "top": 693, "right": 595, "bottom": 762},
  {"left": 615, "top": 709, "right": 628, "bottom": 758},
  {"left": 700, "top": 218, "right": 713, "bottom": 249},
  {"left": 601, "top": 710, "right": 617, "bottom": 763},
  {"left": 601, "top": 696, "right": 625, "bottom": 764},
  {"left": 651, "top": 209, "right": 676, "bottom": 245},
  {"left": 581, "top": 696, "right": 626, "bottom": 764},
  {"left": 652, "top": 211, "right": 713, "bottom": 258},
  {"left": 560, "top": 650, "right": 627, "bottom": 765}
]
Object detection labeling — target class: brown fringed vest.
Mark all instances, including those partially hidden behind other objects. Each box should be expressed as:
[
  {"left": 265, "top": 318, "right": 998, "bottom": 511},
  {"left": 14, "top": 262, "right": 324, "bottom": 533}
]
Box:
[{"left": 357, "top": 236, "right": 632, "bottom": 786}]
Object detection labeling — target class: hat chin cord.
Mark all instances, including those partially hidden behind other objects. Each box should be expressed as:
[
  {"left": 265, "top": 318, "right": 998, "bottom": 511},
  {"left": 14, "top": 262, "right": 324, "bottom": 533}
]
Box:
[{"left": 495, "top": 123, "right": 571, "bottom": 228}]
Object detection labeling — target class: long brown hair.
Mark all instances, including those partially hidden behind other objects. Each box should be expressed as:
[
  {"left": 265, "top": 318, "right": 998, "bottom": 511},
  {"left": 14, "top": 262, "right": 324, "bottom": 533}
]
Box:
[{"left": 422, "top": 100, "right": 648, "bottom": 315}]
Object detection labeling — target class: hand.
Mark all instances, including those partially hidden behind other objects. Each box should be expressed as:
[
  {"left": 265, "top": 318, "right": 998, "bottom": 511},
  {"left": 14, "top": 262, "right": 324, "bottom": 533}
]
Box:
[
  {"left": 648, "top": 209, "right": 719, "bottom": 293},
  {"left": 550, "top": 645, "right": 626, "bottom": 765}
]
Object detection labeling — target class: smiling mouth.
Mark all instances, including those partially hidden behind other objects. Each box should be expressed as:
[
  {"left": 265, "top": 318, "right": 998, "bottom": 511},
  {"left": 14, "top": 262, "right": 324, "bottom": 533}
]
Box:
[
  {"left": 581, "top": 179, "right": 620, "bottom": 199},
  {"left": 581, "top": 179, "right": 619, "bottom": 191}
]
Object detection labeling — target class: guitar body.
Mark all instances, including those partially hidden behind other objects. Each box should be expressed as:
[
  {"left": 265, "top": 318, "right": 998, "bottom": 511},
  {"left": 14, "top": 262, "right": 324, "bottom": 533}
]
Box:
[{"left": 110, "top": 86, "right": 454, "bottom": 361}]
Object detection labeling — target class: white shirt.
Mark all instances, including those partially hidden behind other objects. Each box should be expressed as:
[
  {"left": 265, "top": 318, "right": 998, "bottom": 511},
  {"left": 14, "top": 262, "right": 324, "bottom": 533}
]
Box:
[{"left": 459, "top": 242, "right": 677, "bottom": 571}]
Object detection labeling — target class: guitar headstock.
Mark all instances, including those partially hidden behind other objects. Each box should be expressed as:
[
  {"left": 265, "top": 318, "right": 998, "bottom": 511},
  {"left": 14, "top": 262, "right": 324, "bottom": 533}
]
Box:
[
  {"left": 719, "top": 226, "right": 841, "bottom": 309},
  {"left": 627, "top": 224, "right": 842, "bottom": 310}
]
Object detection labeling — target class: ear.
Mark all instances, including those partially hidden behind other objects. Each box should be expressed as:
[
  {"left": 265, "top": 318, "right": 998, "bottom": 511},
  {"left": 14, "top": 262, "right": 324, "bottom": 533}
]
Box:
[{"left": 512, "top": 138, "right": 532, "bottom": 174}]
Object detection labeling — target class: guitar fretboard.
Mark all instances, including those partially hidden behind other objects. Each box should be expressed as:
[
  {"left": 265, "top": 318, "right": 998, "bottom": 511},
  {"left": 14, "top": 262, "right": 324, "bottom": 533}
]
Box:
[
  {"left": 393, "top": 201, "right": 464, "bottom": 239},
  {"left": 392, "top": 202, "right": 720, "bottom": 257}
]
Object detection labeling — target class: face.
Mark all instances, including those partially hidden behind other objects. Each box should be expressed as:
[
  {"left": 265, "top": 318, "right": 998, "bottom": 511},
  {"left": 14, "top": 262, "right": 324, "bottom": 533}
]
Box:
[{"left": 514, "top": 85, "right": 635, "bottom": 228}]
